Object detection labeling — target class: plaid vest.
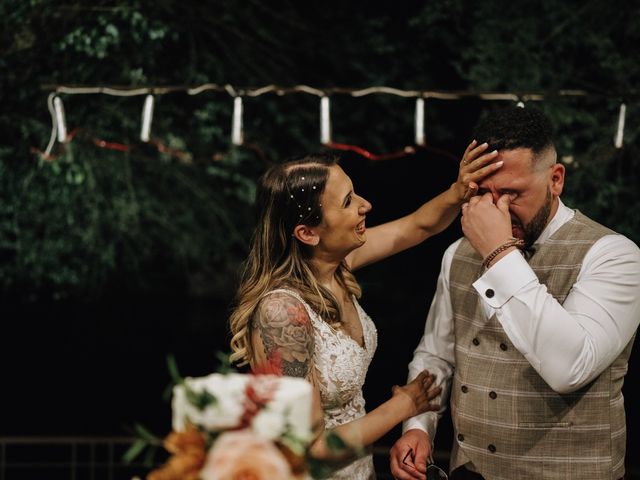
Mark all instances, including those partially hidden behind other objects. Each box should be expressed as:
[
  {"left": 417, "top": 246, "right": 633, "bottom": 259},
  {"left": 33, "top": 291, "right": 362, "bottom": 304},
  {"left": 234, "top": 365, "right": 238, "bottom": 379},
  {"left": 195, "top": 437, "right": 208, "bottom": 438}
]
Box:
[{"left": 448, "top": 210, "right": 635, "bottom": 480}]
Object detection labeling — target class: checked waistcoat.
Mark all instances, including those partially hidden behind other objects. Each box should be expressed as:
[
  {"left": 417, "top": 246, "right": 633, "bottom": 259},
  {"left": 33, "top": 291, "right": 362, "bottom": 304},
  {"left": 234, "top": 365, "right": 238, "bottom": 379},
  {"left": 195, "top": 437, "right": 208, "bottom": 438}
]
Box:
[{"left": 448, "top": 210, "right": 635, "bottom": 480}]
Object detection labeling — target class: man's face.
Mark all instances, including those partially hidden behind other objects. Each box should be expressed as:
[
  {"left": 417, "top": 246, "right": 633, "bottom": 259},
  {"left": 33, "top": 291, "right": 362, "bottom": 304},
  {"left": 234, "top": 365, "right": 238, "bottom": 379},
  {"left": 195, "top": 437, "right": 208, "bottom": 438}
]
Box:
[{"left": 476, "top": 147, "right": 562, "bottom": 247}]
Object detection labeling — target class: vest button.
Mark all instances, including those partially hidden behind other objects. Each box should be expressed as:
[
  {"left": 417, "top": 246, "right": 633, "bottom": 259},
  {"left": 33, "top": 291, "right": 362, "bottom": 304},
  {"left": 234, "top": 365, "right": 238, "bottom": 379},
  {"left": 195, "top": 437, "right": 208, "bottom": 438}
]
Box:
[
  {"left": 458, "top": 434, "right": 465, "bottom": 442},
  {"left": 472, "top": 338, "right": 480, "bottom": 346},
  {"left": 461, "top": 385, "right": 468, "bottom": 393},
  {"left": 499, "top": 343, "right": 508, "bottom": 351},
  {"left": 488, "top": 444, "right": 496, "bottom": 453},
  {"left": 485, "top": 289, "right": 495, "bottom": 298},
  {"left": 489, "top": 391, "right": 497, "bottom": 399}
]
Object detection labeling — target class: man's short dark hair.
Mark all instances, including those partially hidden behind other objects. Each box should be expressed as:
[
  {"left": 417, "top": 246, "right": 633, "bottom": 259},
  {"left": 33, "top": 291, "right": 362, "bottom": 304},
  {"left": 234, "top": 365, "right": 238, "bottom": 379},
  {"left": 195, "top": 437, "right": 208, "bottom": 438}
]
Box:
[{"left": 473, "top": 106, "right": 555, "bottom": 156}]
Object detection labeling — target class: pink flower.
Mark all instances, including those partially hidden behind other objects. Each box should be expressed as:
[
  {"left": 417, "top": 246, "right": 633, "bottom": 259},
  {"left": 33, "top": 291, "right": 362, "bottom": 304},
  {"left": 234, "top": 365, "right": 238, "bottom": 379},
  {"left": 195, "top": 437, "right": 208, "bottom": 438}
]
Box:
[{"left": 201, "top": 430, "right": 295, "bottom": 480}]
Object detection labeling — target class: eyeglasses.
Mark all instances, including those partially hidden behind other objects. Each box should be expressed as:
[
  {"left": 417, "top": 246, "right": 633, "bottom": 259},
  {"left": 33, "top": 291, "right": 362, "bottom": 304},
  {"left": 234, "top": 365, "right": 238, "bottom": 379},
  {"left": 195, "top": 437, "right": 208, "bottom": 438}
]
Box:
[
  {"left": 426, "top": 464, "right": 448, "bottom": 480},
  {"left": 402, "top": 448, "right": 448, "bottom": 480}
]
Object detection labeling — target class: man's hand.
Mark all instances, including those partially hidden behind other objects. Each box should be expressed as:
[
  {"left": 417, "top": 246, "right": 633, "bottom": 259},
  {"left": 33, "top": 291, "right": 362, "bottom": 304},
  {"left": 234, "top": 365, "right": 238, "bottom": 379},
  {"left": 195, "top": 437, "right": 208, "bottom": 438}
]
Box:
[
  {"left": 461, "top": 192, "right": 514, "bottom": 258},
  {"left": 389, "top": 429, "right": 431, "bottom": 480}
]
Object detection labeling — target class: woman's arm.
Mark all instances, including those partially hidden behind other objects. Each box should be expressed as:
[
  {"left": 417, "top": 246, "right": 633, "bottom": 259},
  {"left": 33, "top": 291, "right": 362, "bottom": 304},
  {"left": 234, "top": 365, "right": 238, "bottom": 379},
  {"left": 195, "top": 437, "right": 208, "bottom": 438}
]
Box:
[
  {"left": 250, "top": 293, "right": 440, "bottom": 463},
  {"left": 347, "top": 141, "right": 501, "bottom": 271},
  {"left": 309, "top": 371, "right": 440, "bottom": 461}
]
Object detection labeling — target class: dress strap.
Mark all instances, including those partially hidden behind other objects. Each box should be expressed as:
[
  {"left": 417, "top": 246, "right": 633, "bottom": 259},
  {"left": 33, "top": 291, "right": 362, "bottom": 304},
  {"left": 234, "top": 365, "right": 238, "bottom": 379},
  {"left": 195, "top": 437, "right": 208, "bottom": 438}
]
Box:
[
  {"left": 262, "top": 289, "right": 318, "bottom": 322},
  {"left": 262, "top": 288, "right": 304, "bottom": 302}
]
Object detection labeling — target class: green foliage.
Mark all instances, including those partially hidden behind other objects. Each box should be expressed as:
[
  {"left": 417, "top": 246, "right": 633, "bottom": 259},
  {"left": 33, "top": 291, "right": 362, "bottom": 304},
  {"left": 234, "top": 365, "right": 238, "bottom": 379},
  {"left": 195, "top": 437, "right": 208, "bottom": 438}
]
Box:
[
  {"left": 1, "top": 0, "right": 638, "bottom": 301},
  {"left": 1, "top": 144, "right": 255, "bottom": 301},
  {"left": 445, "top": 0, "right": 640, "bottom": 242}
]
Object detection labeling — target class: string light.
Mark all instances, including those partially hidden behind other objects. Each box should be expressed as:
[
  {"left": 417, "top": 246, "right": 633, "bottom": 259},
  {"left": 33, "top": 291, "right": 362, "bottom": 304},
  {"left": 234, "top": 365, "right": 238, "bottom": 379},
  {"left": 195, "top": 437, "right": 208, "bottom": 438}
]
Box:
[
  {"left": 232, "top": 96, "right": 244, "bottom": 146},
  {"left": 53, "top": 96, "right": 67, "bottom": 143},
  {"left": 614, "top": 103, "right": 626, "bottom": 149},
  {"left": 140, "top": 94, "right": 154, "bottom": 142},
  {"left": 39, "top": 83, "right": 633, "bottom": 161},
  {"left": 415, "top": 98, "right": 426, "bottom": 146},
  {"left": 320, "top": 96, "right": 331, "bottom": 145}
]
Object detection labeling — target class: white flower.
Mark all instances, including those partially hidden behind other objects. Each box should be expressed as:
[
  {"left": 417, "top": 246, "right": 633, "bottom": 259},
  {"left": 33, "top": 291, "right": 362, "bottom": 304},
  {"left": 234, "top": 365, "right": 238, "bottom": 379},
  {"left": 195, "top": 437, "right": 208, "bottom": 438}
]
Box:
[{"left": 252, "top": 408, "right": 286, "bottom": 440}]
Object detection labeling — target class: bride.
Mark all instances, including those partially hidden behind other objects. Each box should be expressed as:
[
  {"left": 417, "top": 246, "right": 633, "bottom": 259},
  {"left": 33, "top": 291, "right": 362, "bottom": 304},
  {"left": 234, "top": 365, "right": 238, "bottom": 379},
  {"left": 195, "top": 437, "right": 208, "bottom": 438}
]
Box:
[{"left": 229, "top": 144, "right": 498, "bottom": 479}]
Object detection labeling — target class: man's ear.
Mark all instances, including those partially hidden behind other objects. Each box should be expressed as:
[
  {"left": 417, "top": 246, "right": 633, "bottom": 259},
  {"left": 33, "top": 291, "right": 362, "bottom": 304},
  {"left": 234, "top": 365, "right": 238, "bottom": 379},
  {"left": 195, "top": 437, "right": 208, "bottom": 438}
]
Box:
[
  {"left": 549, "top": 163, "right": 565, "bottom": 197},
  {"left": 293, "top": 224, "right": 319, "bottom": 246}
]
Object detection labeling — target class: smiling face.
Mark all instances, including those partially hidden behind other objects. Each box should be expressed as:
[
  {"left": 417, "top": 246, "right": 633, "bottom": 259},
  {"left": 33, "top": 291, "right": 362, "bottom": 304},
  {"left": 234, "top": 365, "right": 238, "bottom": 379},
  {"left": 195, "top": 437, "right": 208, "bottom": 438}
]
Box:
[
  {"left": 312, "top": 165, "right": 372, "bottom": 258},
  {"left": 476, "top": 147, "right": 565, "bottom": 247}
]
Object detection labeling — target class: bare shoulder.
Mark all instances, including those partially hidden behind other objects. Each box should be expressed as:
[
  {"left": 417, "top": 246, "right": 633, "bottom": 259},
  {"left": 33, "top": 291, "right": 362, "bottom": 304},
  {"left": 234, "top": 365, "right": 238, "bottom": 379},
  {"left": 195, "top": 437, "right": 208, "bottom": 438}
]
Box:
[{"left": 253, "top": 291, "right": 315, "bottom": 378}]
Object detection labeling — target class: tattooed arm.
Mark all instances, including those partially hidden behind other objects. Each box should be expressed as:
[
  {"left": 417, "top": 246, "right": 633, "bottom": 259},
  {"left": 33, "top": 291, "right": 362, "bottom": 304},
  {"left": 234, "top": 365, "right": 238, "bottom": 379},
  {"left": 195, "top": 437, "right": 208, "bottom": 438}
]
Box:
[
  {"left": 251, "top": 292, "right": 441, "bottom": 464},
  {"left": 252, "top": 292, "right": 315, "bottom": 378},
  {"left": 251, "top": 292, "right": 326, "bottom": 441}
]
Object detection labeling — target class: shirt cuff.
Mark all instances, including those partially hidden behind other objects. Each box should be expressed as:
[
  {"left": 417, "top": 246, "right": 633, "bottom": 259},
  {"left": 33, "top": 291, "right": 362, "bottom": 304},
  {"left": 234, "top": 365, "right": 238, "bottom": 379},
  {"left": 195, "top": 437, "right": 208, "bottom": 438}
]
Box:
[
  {"left": 473, "top": 250, "right": 537, "bottom": 308},
  {"left": 403, "top": 412, "right": 438, "bottom": 441}
]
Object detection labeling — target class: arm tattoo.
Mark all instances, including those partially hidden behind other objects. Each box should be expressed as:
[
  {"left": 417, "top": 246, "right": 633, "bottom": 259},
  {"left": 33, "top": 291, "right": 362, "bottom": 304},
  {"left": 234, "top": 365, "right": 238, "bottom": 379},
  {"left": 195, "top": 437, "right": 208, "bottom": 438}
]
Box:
[{"left": 254, "top": 292, "right": 314, "bottom": 379}]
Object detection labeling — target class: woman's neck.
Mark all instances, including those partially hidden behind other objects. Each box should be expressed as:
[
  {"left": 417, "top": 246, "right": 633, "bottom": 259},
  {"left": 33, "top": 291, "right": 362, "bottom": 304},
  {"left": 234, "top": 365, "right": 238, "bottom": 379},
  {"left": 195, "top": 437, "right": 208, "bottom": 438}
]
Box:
[{"left": 309, "top": 256, "right": 341, "bottom": 290}]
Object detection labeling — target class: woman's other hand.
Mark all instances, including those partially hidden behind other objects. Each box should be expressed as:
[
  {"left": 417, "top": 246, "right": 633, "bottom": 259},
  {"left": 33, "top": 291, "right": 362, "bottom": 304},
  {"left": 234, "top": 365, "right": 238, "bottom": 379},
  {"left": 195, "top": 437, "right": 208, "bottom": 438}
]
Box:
[
  {"left": 452, "top": 140, "right": 503, "bottom": 202},
  {"left": 392, "top": 370, "right": 441, "bottom": 418}
]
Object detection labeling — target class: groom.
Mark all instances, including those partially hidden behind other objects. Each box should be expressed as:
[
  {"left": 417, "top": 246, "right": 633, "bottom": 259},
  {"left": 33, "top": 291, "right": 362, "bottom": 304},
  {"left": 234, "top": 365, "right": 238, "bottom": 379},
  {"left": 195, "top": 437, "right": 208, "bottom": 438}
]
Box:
[{"left": 390, "top": 106, "right": 640, "bottom": 480}]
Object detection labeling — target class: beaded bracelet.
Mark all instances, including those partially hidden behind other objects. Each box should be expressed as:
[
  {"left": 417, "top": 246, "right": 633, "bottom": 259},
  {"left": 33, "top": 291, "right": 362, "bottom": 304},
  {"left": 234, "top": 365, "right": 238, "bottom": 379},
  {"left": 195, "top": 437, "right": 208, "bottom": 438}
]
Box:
[{"left": 482, "top": 237, "right": 526, "bottom": 269}]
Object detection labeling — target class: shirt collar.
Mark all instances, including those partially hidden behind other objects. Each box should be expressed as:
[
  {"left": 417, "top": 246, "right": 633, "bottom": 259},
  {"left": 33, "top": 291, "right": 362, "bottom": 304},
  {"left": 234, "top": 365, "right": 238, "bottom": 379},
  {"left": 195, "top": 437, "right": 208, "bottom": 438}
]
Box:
[{"left": 533, "top": 198, "right": 574, "bottom": 246}]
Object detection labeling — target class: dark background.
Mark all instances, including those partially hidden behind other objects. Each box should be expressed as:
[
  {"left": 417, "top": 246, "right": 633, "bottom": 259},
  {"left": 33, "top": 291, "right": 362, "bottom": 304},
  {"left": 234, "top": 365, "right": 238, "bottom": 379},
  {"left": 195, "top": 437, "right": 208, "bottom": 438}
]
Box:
[{"left": 1, "top": 0, "right": 639, "bottom": 477}]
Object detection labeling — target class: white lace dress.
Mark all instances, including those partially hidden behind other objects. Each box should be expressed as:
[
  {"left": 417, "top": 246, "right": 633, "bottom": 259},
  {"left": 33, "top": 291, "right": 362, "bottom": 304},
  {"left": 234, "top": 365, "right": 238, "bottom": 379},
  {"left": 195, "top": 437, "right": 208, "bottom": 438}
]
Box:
[{"left": 266, "top": 289, "right": 378, "bottom": 480}]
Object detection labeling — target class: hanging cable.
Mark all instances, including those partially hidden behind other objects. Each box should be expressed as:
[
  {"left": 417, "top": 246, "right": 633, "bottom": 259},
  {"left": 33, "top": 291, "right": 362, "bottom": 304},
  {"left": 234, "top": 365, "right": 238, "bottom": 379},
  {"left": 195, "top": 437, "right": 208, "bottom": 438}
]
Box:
[{"left": 43, "top": 83, "right": 601, "bottom": 101}]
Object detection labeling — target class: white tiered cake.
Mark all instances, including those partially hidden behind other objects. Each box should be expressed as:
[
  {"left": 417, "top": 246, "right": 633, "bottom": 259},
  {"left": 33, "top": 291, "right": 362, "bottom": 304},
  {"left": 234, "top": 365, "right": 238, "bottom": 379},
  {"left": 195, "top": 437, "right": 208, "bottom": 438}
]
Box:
[{"left": 172, "top": 372, "right": 312, "bottom": 445}]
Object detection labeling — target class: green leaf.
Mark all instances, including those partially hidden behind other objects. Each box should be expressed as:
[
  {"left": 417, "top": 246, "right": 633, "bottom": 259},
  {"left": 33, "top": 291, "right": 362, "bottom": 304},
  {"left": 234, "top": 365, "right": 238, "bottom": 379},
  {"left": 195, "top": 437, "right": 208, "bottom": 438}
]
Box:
[
  {"left": 215, "top": 351, "right": 236, "bottom": 374},
  {"left": 166, "top": 354, "right": 183, "bottom": 385},
  {"left": 122, "top": 439, "right": 147, "bottom": 464},
  {"left": 185, "top": 386, "right": 218, "bottom": 411},
  {"left": 142, "top": 444, "right": 159, "bottom": 468},
  {"left": 133, "top": 423, "right": 161, "bottom": 443},
  {"left": 325, "top": 431, "right": 347, "bottom": 453}
]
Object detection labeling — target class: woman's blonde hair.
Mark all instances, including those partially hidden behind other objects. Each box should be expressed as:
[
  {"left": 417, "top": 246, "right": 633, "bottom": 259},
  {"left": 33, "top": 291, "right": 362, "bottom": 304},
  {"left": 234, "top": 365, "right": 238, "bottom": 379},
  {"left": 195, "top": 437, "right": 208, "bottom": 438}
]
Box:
[{"left": 229, "top": 154, "right": 361, "bottom": 366}]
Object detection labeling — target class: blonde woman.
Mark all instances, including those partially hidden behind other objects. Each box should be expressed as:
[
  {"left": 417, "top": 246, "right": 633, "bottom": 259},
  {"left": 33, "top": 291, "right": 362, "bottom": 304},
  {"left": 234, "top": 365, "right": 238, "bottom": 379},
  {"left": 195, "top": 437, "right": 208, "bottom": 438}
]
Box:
[{"left": 229, "top": 143, "right": 500, "bottom": 479}]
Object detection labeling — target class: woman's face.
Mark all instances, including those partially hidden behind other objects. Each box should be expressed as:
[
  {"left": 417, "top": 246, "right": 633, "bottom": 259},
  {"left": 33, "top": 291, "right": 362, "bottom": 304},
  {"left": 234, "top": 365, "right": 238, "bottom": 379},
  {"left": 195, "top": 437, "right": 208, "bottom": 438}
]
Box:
[{"left": 313, "top": 165, "right": 372, "bottom": 258}]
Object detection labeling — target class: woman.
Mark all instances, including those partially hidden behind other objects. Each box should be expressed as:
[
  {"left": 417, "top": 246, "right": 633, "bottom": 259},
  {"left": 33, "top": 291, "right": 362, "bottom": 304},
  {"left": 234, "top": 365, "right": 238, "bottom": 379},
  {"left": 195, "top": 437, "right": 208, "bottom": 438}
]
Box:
[{"left": 229, "top": 141, "right": 500, "bottom": 479}]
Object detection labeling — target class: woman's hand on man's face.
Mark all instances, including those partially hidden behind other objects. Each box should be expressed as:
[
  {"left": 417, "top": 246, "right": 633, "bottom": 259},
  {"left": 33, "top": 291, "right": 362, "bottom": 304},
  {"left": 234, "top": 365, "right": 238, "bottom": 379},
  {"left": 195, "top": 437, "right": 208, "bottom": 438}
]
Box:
[{"left": 453, "top": 140, "right": 503, "bottom": 202}]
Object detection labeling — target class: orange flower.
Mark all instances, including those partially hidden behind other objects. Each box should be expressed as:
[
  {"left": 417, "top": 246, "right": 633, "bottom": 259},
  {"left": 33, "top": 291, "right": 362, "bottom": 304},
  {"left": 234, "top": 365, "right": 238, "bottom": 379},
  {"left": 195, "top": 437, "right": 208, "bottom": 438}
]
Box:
[
  {"left": 147, "top": 426, "right": 207, "bottom": 480},
  {"left": 200, "top": 430, "right": 296, "bottom": 480},
  {"left": 164, "top": 425, "right": 207, "bottom": 454}
]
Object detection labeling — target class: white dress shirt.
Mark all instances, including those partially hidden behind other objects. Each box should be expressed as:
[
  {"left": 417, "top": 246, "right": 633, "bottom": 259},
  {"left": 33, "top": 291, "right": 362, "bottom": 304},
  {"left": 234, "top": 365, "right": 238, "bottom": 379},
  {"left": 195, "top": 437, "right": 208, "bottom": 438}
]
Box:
[{"left": 404, "top": 199, "right": 640, "bottom": 441}]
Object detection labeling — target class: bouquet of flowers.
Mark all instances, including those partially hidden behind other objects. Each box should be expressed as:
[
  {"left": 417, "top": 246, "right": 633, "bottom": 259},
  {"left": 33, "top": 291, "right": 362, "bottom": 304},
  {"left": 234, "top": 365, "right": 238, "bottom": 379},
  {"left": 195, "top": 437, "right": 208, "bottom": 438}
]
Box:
[{"left": 146, "top": 367, "right": 315, "bottom": 480}]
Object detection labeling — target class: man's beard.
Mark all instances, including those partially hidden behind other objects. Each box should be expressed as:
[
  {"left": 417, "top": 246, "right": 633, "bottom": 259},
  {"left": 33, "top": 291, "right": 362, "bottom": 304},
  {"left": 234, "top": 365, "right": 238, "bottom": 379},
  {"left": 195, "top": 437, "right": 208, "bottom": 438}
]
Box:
[{"left": 513, "top": 188, "right": 553, "bottom": 248}]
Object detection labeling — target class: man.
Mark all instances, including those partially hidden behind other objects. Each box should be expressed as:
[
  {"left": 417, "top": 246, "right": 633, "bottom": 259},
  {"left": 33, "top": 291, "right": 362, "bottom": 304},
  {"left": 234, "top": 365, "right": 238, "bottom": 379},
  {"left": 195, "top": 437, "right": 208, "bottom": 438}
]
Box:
[{"left": 390, "top": 106, "right": 640, "bottom": 480}]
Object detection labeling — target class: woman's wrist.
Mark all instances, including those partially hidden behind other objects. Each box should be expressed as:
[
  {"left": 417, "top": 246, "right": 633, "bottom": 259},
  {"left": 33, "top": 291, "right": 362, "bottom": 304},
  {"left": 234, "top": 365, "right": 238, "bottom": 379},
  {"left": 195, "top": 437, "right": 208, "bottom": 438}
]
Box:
[
  {"left": 398, "top": 390, "right": 419, "bottom": 419},
  {"left": 449, "top": 182, "right": 467, "bottom": 205}
]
